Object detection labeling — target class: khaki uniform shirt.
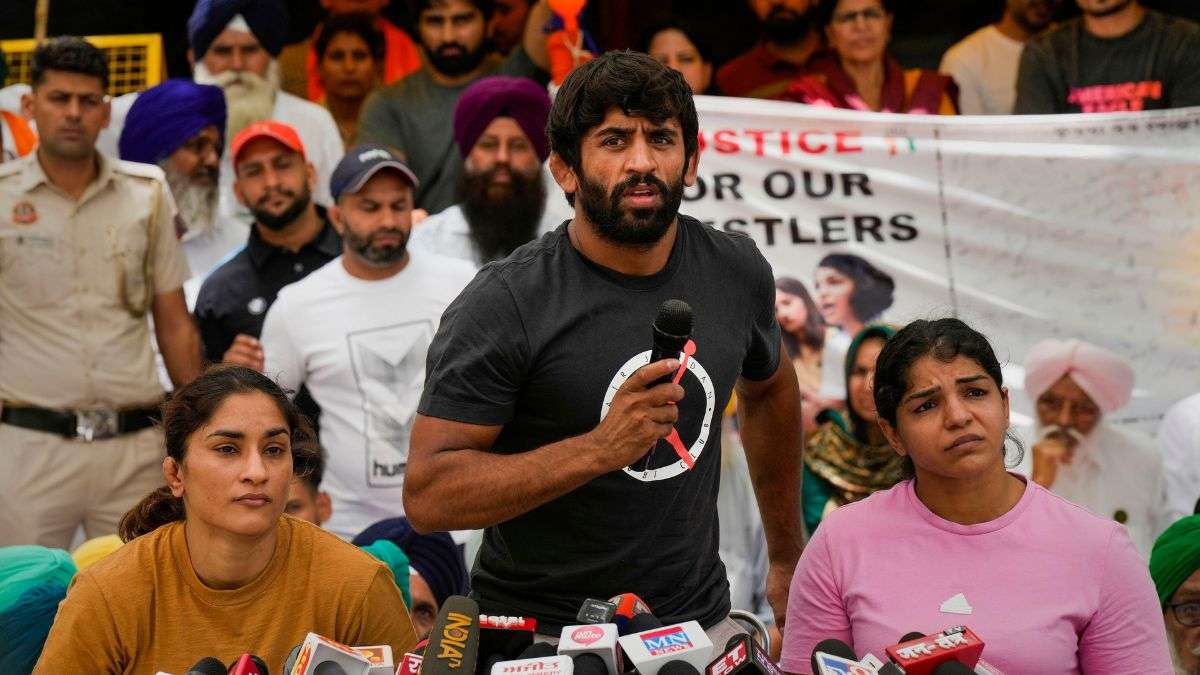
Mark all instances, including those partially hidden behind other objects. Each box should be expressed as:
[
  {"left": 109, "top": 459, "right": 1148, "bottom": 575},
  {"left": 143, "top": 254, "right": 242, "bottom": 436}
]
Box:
[{"left": 0, "top": 151, "right": 189, "bottom": 410}]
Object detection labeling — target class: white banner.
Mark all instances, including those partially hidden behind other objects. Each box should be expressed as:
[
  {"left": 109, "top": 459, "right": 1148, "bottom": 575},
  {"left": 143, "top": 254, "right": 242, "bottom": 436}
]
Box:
[{"left": 687, "top": 96, "right": 1200, "bottom": 430}]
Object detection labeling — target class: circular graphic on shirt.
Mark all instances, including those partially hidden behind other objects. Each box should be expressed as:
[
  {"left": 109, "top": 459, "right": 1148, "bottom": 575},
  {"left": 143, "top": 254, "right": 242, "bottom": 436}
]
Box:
[
  {"left": 600, "top": 344, "right": 717, "bottom": 482},
  {"left": 247, "top": 297, "right": 268, "bottom": 315}
]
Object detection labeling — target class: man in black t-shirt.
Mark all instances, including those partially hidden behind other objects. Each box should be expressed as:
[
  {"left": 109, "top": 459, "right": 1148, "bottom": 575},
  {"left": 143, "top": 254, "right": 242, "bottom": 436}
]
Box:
[
  {"left": 1015, "top": 0, "right": 1200, "bottom": 113},
  {"left": 407, "top": 52, "right": 804, "bottom": 635}
]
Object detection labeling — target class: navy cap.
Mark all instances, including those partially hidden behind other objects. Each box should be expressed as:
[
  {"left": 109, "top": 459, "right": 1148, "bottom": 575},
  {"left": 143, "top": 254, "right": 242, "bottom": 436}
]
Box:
[{"left": 330, "top": 144, "right": 419, "bottom": 201}]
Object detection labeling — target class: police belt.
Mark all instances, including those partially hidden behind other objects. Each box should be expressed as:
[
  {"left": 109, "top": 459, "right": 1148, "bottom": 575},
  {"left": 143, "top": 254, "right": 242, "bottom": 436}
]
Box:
[{"left": 1, "top": 403, "right": 159, "bottom": 441}]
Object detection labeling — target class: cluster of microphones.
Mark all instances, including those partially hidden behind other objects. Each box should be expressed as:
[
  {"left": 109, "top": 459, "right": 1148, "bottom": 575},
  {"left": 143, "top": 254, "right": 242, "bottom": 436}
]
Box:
[
  {"left": 810, "top": 626, "right": 1004, "bottom": 675},
  {"left": 156, "top": 593, "right": 1002, "bottom": 675}
]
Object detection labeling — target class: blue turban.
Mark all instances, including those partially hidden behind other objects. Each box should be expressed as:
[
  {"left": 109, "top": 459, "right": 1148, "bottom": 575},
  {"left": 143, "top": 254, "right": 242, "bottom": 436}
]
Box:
[
  {"left": 188, "top": 0, "right": 289, "bottom": 59},
  {"left": 352, "top": 518, "right": 468, "bottom": 608},
  {"left": 119, "top": 79, "right": 227, "bottom": 166}
]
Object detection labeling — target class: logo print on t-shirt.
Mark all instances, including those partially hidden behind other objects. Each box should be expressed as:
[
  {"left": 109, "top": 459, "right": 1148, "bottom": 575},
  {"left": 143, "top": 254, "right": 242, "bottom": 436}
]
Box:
[
  {"left": 348, "top": 320, "right": 433, "bottom": 487},
  {"left": 600, "top": 342, "right": 717, "bottom": 483}
]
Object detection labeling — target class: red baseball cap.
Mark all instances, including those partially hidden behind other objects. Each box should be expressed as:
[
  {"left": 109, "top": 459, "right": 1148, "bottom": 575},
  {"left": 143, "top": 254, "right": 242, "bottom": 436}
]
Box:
[{"left": 230, "top": 121, "right": 306, "bottom": 166}]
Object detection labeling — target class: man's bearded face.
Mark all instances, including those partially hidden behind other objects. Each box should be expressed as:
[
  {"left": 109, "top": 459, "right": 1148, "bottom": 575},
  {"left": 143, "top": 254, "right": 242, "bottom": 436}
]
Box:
[
  {"left": 458, "top": 158, "right": 546, "bottom": 263},
  {"left": 194, "top": 37, "right": 280, "bottom": 146}
]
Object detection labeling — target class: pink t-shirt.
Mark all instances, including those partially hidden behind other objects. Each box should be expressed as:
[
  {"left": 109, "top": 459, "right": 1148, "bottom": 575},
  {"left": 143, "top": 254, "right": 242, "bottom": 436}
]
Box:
[{"left": 780, "top": 475, "right": 1171, "bottom": 674}]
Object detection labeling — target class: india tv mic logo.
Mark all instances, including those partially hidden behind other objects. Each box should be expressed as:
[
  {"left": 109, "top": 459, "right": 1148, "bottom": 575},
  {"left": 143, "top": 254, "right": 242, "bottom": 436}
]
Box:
[{"left": 640, "top": 626, "right": 693, "bottom": 656}]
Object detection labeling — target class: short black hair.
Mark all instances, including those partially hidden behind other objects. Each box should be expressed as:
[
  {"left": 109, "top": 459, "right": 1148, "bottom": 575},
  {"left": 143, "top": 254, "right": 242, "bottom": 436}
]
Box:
[
  {"left": 31, "top": 36, "right": 108, "bottom": 90},
  {"left": 815, "top": 0, "right": 895, "bottom": 28},
  {"left": 414, "top": 0, "right": 495, "bottom": 21},
  {"left": 548, "top": 50, "right": 699, "bottom": 173},
  {"left": 638, "top": 17, "right": 714, "bottom": 65},
  {"left": 872, "top": 318, "right": 1024, "bottom": 476},
  {"left": 316, "top": 12, "right": 387, "bottom": 63}
]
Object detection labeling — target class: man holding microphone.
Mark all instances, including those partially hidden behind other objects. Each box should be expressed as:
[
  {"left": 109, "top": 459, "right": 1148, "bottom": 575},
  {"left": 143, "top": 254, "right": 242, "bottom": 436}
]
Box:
[{"left": 405, "top": 51, "right": 804, "bottom": 639}]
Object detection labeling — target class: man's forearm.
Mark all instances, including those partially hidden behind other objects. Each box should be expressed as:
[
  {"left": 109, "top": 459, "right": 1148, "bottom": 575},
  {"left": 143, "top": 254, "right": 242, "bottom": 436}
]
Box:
[
  {"left": 157, "top": 320, "right": 203, "bottom": 388},
  {"left": 405, "top": 421, "right": 610, "bottom": 532},
  {"left": 737, "top": 372, "right": 805, "bottom": 565}
]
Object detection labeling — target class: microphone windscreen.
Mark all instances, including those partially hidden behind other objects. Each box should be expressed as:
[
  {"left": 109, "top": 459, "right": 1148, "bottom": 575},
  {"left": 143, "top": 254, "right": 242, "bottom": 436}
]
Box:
[
  {"left": 809, "top": 639, "right": 856, "bottom": 674},
  {"left": 899, "top": 632, "right": 927, "bottom": 643},
  {"left": 184, "top": 657, "right": 227, "bottom": 675},
  {"left": 517, "top": 642, "right": 557, "bottom": 659},
  {"left": 424, "top": 595, "right": 482, "bottom": 675},
  {"left": 572, "top": 653, "right": 608, "bottom": 675},
  {"left": 659, "top": 661, "right": 702, "bottom": 675},
  {"left": 653, "top": 300, "right": 693, "bottom": 338},
  {"left": 931, "top": 662, "right": 975, "bottom": 675},
  {"left": 724, "top": 634, "right": 750, "bottom": 651},
  {"left": 313, "top": 662, "right": 349, "bottom": 675},
  {"left": 626, "top": 613, "right": 663, "bottom": 635}
]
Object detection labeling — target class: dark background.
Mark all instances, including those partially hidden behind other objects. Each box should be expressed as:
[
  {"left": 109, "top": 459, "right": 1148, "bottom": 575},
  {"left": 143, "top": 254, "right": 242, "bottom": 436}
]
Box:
[{"left": 3, "top": 0, "right": 1199, "bottom": 81}]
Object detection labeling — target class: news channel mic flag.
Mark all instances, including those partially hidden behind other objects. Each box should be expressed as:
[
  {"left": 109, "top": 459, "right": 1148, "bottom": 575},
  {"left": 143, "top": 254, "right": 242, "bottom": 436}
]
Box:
[{"left": 406, "top": 50, "right": 804, "bottom": 632}]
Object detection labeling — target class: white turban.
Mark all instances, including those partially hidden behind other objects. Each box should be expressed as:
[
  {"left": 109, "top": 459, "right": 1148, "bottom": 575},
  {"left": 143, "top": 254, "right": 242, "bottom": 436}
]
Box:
[{"left": 1024, "top": 338, "right": 1134, "bottom": 414}]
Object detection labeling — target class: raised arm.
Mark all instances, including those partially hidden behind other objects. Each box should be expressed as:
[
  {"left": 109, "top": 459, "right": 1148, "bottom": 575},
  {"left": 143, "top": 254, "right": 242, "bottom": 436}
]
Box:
[{"left": 404, "top": 358, "right": 685, "bottom": 532}]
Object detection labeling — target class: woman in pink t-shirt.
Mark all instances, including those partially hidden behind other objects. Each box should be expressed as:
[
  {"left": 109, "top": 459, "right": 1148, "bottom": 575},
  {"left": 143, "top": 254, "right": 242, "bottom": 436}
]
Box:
[{"left": 780, "top": 318, "right": 1171, "bottom": 675}]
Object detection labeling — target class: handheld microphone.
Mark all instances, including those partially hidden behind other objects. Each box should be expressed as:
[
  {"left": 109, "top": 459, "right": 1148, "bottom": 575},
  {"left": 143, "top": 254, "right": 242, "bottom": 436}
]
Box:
[
  {"left": 285, "top": 633, "right": 373, "bottom": 675},
  {"left": 617, "top": 620, "right": 713, "bottom": 675},
  {"left": 608, "top": 594, "right": 654, "bottom": 636},
  {"left": 478, "top": 614, "right": 538, "bottom": 669},
  {"left": 658, "top": 662, "right": 701, "bottom": 675},
  {"left": 622, "top": 612, "right": 663, "bottom": 638},
  {"left": 704, "top": 634, "right": 781, "bottom": 675},
  {"left": 558, "top": 624, "right": 622, "bottom": 675},
  {"left": 397, "top": 652, "right": 425, "bottom": 675},
  {"left": 649, "top": 300, "right": 693, "bottom": 385},
  {"left": 184, "top": 657, "right": 228, "bottom": 675},
  {"left": 519, "top": 644, "right": 558, "bottom": 659},
  {"left": 314, "top": 665, "right": 349, "bottom": 675},
  {"left": 577, "top": 599, "right": 618, "bottom": 625},
  {"left": 488, "top": 654, "right": 575, "bottom": 675},
  {"left": 354, "top": 646, "right": 395, "bottom": 674},
  {"left": 422, "top": 596, "right": 482, "bottom": 675},
  {"left": 883, "top": 627, "right": 984, "bottom": 675},
  {"left": 930, "top": 664, "right": 974, "bottom": 675},
  {"left": 229, "top": 654, "right": 270, "bottom": 675},
  {"left": 810, "top": 640, "right": 859, "bottom": 675}
]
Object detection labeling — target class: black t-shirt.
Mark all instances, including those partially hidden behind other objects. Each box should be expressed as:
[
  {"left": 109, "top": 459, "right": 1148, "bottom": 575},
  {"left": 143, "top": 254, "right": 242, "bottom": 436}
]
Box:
[
  {"left": 1015, "top": 10, "right": 1200, "bottom": 114},
  {"left": 419, "top": 215, "right": 781, "bottom": 630}
]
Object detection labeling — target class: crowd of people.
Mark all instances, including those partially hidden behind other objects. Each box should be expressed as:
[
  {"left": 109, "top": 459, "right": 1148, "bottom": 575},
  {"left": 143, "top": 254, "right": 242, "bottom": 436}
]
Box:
[{"left": 0, "top": 0, "right": 1199, "bottom": 673}]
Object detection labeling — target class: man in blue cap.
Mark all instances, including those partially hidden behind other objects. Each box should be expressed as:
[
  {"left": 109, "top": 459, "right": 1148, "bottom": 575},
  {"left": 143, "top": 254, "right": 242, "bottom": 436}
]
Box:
[
  {"left": 119, "top": 79, "right": 247, "bottom": 298},
  {"left": 259, "top": 145, "right": 475, "bottom": 541}
]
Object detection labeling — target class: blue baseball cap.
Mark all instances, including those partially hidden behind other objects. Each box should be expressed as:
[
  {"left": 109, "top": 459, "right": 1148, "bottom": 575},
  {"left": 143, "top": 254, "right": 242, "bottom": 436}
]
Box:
[{"left": 330, "top": 144, "right": 419, "bottom": 201}]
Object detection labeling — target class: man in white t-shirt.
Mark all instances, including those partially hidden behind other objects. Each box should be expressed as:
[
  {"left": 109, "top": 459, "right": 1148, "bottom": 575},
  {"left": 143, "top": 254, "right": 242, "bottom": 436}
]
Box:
[
  {"left": 940, "top": 0, "right": 1062, "bottom": 115},
  {"left": 99, "top": 1, "right": 344, "bottom": 210},
  {"left": 261, "top": 144, "right": 475, "bottom": 539}
]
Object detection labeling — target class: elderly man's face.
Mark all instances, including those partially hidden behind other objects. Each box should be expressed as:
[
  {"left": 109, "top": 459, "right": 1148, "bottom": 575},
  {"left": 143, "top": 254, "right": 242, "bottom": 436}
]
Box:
[
  {"left": 166, "top": 125, "right": 221, "bottom": 187},
  {"left": 409, "top": 572, "right": 438, "bottom": 639},
  {"left": 1166, "top": 568, "right": 1200, "bottom": 674},
  {"left": 1035, "top": 374, "right": 1101, "bottom": 436},
  {"left": 201, "top": 28, "right": 272, "bottom": 78}
]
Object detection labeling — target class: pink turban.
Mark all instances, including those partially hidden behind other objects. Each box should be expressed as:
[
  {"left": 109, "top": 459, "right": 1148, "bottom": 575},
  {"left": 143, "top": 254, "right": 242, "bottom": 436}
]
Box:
[{"left": 1024, "top": 339, "right": 1134, "bottom": 413}]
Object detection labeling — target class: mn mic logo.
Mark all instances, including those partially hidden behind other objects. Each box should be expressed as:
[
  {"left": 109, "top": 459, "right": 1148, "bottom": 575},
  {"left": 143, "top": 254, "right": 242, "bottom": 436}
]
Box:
[{"left": 640, "top": 626, "right": 692, "bottom": 656}]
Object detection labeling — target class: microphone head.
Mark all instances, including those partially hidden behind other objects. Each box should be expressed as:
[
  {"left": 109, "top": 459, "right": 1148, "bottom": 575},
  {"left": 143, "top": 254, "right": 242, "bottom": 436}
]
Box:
[
  {"left": 899, "top": 632, "right": 927, "bottom": 643},
  {"left": 313, "top": 662, "right": 349, "bottom": 675},
  {"left": 931, "top": 662, "right": 975, "bottom": 675},
  {"left": 518, "top": 642, "right": 558, "bottom": 659},
  {"left": 424, "top": 595, "right": 482, "bottom": 675},
  {"left": 724, "top": 634, "right": 749, "bottom": 651},
  {"left": 659, "top": 661, "right": 702, "bottom": 675},
  {"left": 184, "top": 657, "right": 227, "bottom": 675},
  {"left": 809, "top": 640, "right": 856, "bottom": 674},
  {"left": 653, "top": 300, "right": 693, "bottom": 338},
  {"left": 572, "top": 653, "right": 608, "bottom": 675},
  {"left": 624, "top": 613, "right": 663, "bottom": 635}
]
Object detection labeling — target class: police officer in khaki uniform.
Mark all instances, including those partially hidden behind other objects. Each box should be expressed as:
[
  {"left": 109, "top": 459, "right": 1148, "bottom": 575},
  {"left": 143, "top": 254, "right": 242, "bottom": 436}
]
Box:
[{"left": 0, "top": 37, "right": 204, "bottom": 548}]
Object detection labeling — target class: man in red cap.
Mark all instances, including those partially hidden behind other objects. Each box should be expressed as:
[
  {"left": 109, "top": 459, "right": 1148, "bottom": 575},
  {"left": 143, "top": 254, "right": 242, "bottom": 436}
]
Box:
[{"left": 194, "top": 121, "right": 341, "bottom": 387}]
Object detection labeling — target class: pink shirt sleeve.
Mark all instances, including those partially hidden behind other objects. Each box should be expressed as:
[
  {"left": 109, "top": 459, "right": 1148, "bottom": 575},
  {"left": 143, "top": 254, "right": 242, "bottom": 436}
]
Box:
[
  {"left": 779, "top": 526, "right": 852, "bottom": 675},
  {"left": 1077, "top": 527, "right": 1173, "bottom": 674}
]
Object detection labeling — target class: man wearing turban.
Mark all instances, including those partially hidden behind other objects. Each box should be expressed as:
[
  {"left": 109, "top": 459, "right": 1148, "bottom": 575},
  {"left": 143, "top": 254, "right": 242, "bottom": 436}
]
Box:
[
  {"left": 353, "top": 517, "right": 469, "bottom": 640},
  {"left": 1019, "top": 338, "right": 1165, "bottom": 555},
  {"left": 118, "top": 80, "right": 248, "bottom": 299},
  {"left": 410, "top": 76, "right": 570, "bottom": 267},
  {"left": 100, "top": 0, "right": 345, "bottom": 212},
  {"left": 1150, "top": 516, "right": 1200, "bottom": 674}
]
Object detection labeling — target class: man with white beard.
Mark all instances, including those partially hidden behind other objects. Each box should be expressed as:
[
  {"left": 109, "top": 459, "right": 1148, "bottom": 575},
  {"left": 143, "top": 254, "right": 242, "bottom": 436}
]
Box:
[
  {"left": 99, "top": 0, "right": 344, "bottom": 212},
  {"left": 1016, "top": 337, "right": 1166, "bottom": 556},
  {"left": 118, "top": 79, "right": 247, "bottom": 305}
]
